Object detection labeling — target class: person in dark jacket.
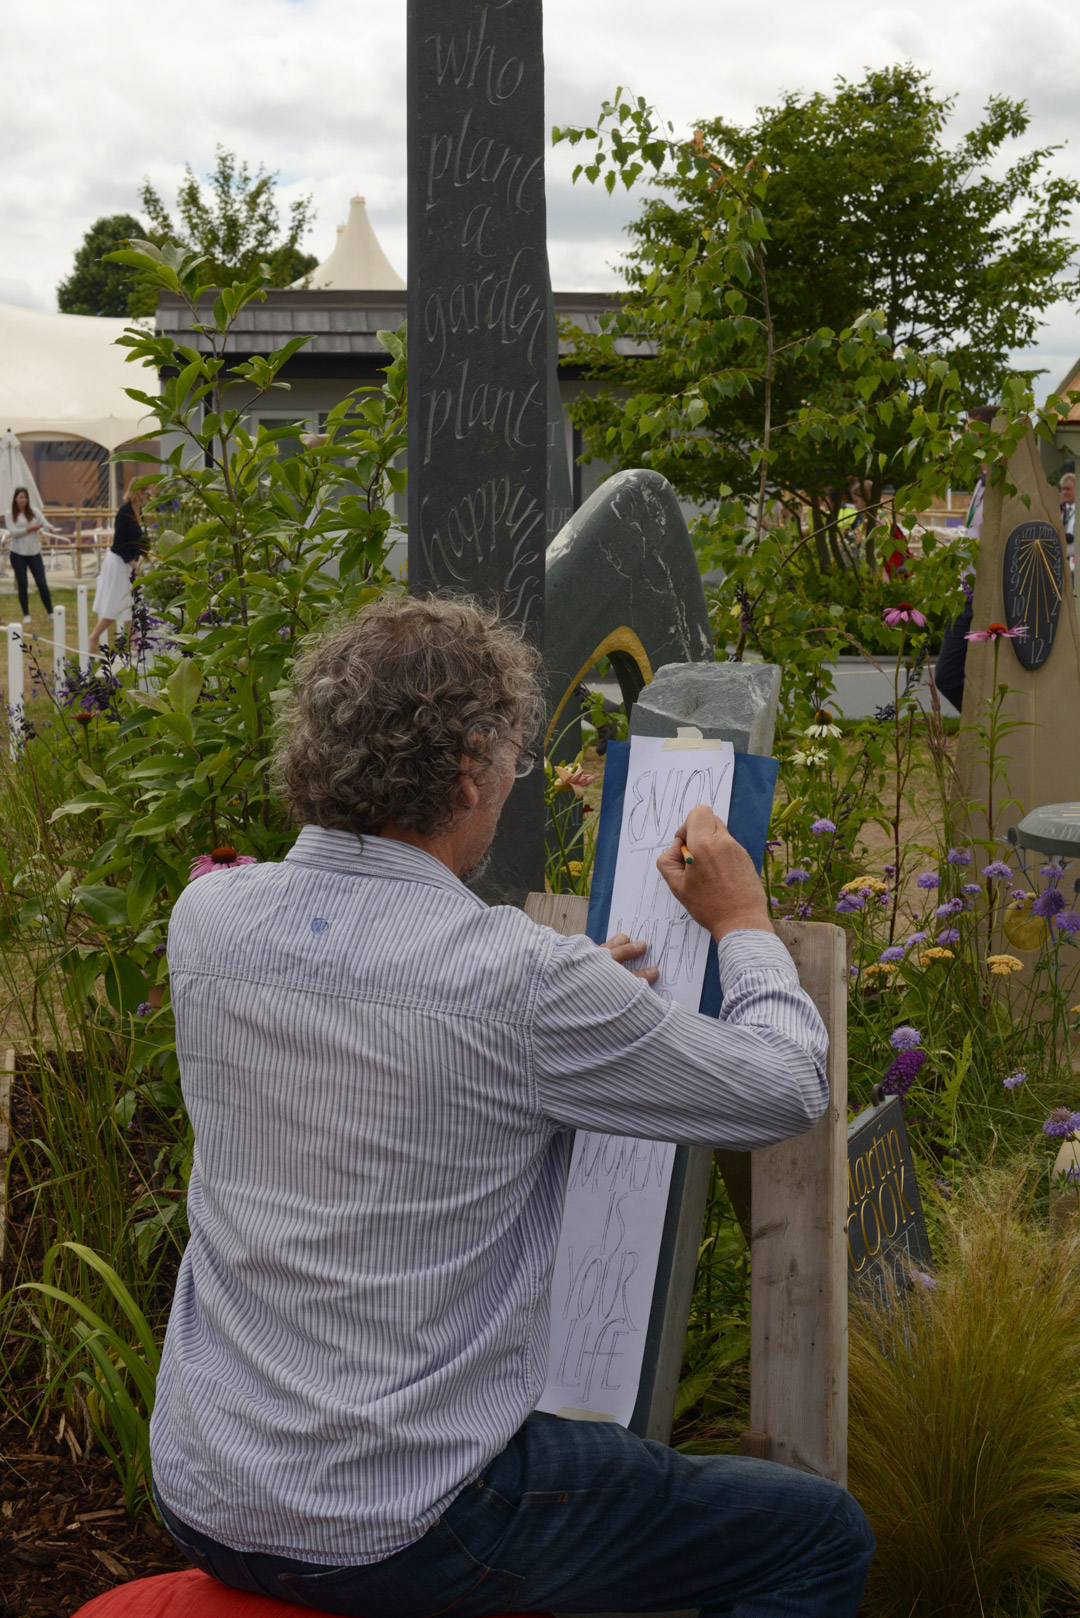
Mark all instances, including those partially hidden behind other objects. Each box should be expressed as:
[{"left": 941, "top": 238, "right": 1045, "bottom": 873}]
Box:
[{"left": 89, "top": 486, "right": 147, "bottom": 654}]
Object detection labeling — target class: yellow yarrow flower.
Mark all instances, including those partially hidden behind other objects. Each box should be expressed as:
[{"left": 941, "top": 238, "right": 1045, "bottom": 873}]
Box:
[
  {"left": 563, "top": 860, "right": 583, "bottom": 878},
  {"left": 861, "top": 962, "right": 898, "bottom": 979},
  {"left": 919, "top": 947, "right": 955, "bottom": 966},
  {"left": 841, "top": 876, "right": 888, "bottom": 896},
  {"left": 986, "top": 954, "right": 1024, "bottom": 976}
]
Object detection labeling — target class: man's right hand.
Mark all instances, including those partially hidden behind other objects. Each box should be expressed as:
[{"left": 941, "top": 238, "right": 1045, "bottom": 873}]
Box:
[{"left": 656, "top": 803, "right": 774, "bottom": 942}]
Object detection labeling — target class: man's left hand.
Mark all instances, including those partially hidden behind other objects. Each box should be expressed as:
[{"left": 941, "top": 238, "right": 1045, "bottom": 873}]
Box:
[{"left": 602, "top": 933, "right": 658, "bottom": 985}]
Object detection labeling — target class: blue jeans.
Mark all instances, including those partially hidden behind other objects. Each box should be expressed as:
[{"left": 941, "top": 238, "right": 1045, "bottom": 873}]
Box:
[{"left": 157, "top": 1414, "right": 873, "bottom": 1617}]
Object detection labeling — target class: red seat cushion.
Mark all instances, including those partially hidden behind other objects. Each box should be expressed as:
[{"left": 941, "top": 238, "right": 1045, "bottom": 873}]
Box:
[{"left": 71, "top": 1567, "right": 553, "bottom": 1618}]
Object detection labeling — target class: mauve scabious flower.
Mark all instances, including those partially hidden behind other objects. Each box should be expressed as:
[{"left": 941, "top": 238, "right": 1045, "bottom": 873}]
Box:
[
  {"left": 963, "top": 883, "right": 982, "bottom": 896},
  {"left": 1033, "top": 887, "right": 1067, "bottom": 918},
  {"left": 937, "top": 927, "right": 961, "bottom": 945},
  {"left": 1044, "top": 1108, "right": 1080, "bottom": 1139},
  {"left": 916, "top": 872, "right": 940, "bottom": 889},
  {"left": 849, "top": 963, "right": 860, "bottom": 978},
  {"left": 907, "top": 931, "right": 928, "bottom": 946},
  {"left": 783, "top": 868, "right": 813, "bottom": 886},
  {"left": 883, "top": 864, "right": 898, "bottom": 880},
  {"left": 136, "top": 1001, "right": 153, "bottom": 1017},
  {"left": 909, "top": 1267, "right": 938, "bottom": 1290},
  {"left": 1040, "top": 863, "right": 1065, "bottom": 880},
  {"left": 934, "top": 898, "right": 964, "bottom": 919},
  {"left": 882, "top": 1048, "right": 926, "bottom": 1097},
  {"left": 1056, "top": 912, "right": 1080, "bottom": 936},
  {"left": 189, "top": 847, "right": 258, "bottom": 882},
  {"left": 1060, "top": 1163, "right": 1080, "bottom": 1186},
  {"left": 836, "top": 892, "right": 865, "bottom": 914},
  {"left": 982, "top": 862, "right": 1013, "bottom": 881},
  {"left": 1003, "top": 1070, "right": 1027, "bottom": 1089},
  {"left": 769, "top": 895, "right": 784, "bottom": 908},
  {"left": 890, "top": 1025, "right": 922, "bottom": 1050},
  {"left": 810, "top": 818, "right": 836, "bottom": 835},
  {"left": 794, "top": 901, "right": 813, "bottom": 919},
  {"left": 946, "top": 848, "right": 971, "bottom": 866},
  {"left": 879, "top": 945, "right": 907, "bottom": 964}
]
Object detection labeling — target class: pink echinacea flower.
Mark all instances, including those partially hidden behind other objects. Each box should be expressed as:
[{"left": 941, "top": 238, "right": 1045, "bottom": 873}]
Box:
[{"left": 189, "top": 846, "right": 258, "bottom": 882}]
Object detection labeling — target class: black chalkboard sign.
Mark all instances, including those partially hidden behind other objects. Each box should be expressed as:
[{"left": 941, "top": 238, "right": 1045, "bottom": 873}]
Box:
[
  {"left": 846, "top": 1098, "right": 931, "bottom": 1305},
  {"left": 406, "top": 0, "right": 548, "bottom": 642},
  {"left": 1002, "top": 519, "right": 1065, "bottom": 672},
  {"left": 406, "top": 0, "right": 548, "bottom": 905}
]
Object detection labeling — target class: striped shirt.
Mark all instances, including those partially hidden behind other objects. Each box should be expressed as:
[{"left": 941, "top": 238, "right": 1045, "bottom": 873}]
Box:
[{"left": 150, "top": 826, "right": 828, "bottom": 1565}]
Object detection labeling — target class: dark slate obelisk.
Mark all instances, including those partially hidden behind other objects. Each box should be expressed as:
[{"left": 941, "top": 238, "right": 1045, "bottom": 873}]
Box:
[{"left": 407, "top": 0, "right": 548, "bottom": 906}]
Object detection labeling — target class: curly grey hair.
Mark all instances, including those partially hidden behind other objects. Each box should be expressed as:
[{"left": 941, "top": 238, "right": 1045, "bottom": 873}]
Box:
[{"left": 273, "top": 595, "right": 545, "bottom": 838}]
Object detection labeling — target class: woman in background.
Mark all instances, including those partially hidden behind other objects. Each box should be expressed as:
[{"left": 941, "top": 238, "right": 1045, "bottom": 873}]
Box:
[
  {"left": 89, "top": 484, "right": 147, "bottom": 654},
  {"left": 7, "top": 487, "right": 53, "bottom": 624}
]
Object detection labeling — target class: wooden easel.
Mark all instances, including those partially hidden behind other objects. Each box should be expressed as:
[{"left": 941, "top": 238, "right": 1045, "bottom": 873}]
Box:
[{"left": 525, "top": 896, "right": 848, "bottom": 1484}]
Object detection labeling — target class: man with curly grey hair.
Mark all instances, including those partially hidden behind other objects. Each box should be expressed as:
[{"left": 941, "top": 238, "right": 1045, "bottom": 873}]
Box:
[{"left": 151, "top": 595, "right": 873, "bottom": 1616}]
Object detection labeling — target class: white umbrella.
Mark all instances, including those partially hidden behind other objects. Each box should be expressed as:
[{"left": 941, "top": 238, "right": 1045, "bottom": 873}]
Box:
[{"left": 0, "top": 428, "right": 44, "bottom": 521}]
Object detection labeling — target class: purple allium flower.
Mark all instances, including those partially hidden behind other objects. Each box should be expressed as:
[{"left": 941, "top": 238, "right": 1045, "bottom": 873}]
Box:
[
  {"left": 907, "top": 931, "right": 928, "bottom": 946},
  {"left": 810, "top": 818, "right": 836, "bottom": 835},
  {"left": 836, "top": 892, "right": 865, "bottom": 914},
  {"left": 947, "top": 848, "right": 971, "bottom": 866},
  {"left": 916, "top": 871, "right": 940, "bottom": 890},
  {"left": 879, "top": 945, "right": 907, "bottom": 964},
  {"left": 783, "top": 868, "right": 813, "bottom": 886},
  {"left": 1033, "top": 887, "right": 1067, "bottom": 918},
  {"left": 890, "top": 1025, "right": 922, "bottom": 1050},
  {"left": 983, "top": 862, "right": 1013, "bottom": 881},
  {"left": 934, "top": 898, "right": 964, "bottom": 919},
  {"left": 136, "top": 1001, "right": 153, "bottom": 1017},
  {"left": 963, "top": 883, "right": 982, "bottom": 896},
  {"left": 1003, "top": 1070, "right": 1027, "bottom": 1089},
  {"left": 1043, "top": 1108, "right": 1080, "bottom": 1139},
  {"left": 882, "top": 1048, "right": 926, "bottom": 1098},
  {"left": 1056, "top": 912, "right": 1080, "bottom": 936},
  {"left": 937, "top": 928, "right": 961, "bottom": 945}
]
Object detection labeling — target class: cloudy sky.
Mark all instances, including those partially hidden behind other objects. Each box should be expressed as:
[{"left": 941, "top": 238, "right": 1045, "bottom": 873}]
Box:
[{"left": 8, "top": 0, "right": 1080, "bottom": 392}]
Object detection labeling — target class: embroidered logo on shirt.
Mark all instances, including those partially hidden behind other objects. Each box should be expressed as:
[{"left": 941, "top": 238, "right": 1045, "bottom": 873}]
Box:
[{"left": 310, "top": 918, "right": 330, "bottom": 936}]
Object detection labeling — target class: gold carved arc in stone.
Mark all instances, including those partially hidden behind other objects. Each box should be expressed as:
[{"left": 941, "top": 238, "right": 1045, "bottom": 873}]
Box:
[{"left": 545, "top": 626, "right": 655, "bottom": 748}]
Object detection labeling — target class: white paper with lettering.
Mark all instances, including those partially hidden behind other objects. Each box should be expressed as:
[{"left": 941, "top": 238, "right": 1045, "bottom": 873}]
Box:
[
  {"left": 537, "top": 734, "right": 734, "bottom": 1425},
  {"left": 607, "top": 733, "right": 734, "bottom": 1012},
  {"left": 536, "top": 1132, "right": 676, "bottom": 1425}
]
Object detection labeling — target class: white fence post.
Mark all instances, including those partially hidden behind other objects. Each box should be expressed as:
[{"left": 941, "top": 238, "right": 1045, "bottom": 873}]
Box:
[
  {"left": 7, "top": 623, "right": 24, "bottom": 760},
  {"left": 52, "top": 603, "right": 67, "bottom": 685},
  {"left": 77, "top": 584, "right": 89, "bottom": 673}
]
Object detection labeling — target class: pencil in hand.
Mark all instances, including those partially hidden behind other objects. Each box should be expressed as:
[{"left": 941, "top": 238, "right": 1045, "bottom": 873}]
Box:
[{"left": 681, "top": 844, "right": 694, "bottom": 866}]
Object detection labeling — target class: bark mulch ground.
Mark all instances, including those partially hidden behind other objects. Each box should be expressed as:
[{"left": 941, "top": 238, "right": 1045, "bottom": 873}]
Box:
[{"left": 0, "top": 1418, "right": 187, "bottom": 1618}]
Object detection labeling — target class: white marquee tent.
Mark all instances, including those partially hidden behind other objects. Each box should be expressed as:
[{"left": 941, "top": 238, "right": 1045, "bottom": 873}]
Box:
[
  {"left": 292, "top": 194, "right": 405, "bottom": 291},
  {"left": 0, "top": 301, "right": 153, "bottom": 453}
]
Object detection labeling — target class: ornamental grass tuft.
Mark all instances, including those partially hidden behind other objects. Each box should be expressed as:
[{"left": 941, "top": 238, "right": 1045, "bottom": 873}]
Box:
[{"left": 848, "top": 1166, "right": 1080, "bottom": 1616}]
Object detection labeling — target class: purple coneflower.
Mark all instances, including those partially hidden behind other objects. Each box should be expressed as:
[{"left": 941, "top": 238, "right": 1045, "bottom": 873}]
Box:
[
  {"left": 883, "top": 603, "right": 927, "bottom": 628},
  {"left": 890, "top": 1025, "right": 922, "bottom": 1050},
  {"left": 965, "top": 622, "right": 1029, "bottom": 642},
  {"left": 916, "top": 872, "right": 940, "bottom": 890},
  {"left": 189, "top": 847, "right": 258, "bottom": 882}
]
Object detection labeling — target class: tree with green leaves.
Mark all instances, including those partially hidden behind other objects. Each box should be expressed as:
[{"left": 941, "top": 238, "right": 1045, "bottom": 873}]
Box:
[
  {"left": 139, "top": 146, "right": 318, "bottom": 290},
  {"left": 56, "top": 213, "right": 155, "bottom": 317},
  {"left": 558, "top": 66, "right": 1080, "bottom": 569}
]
